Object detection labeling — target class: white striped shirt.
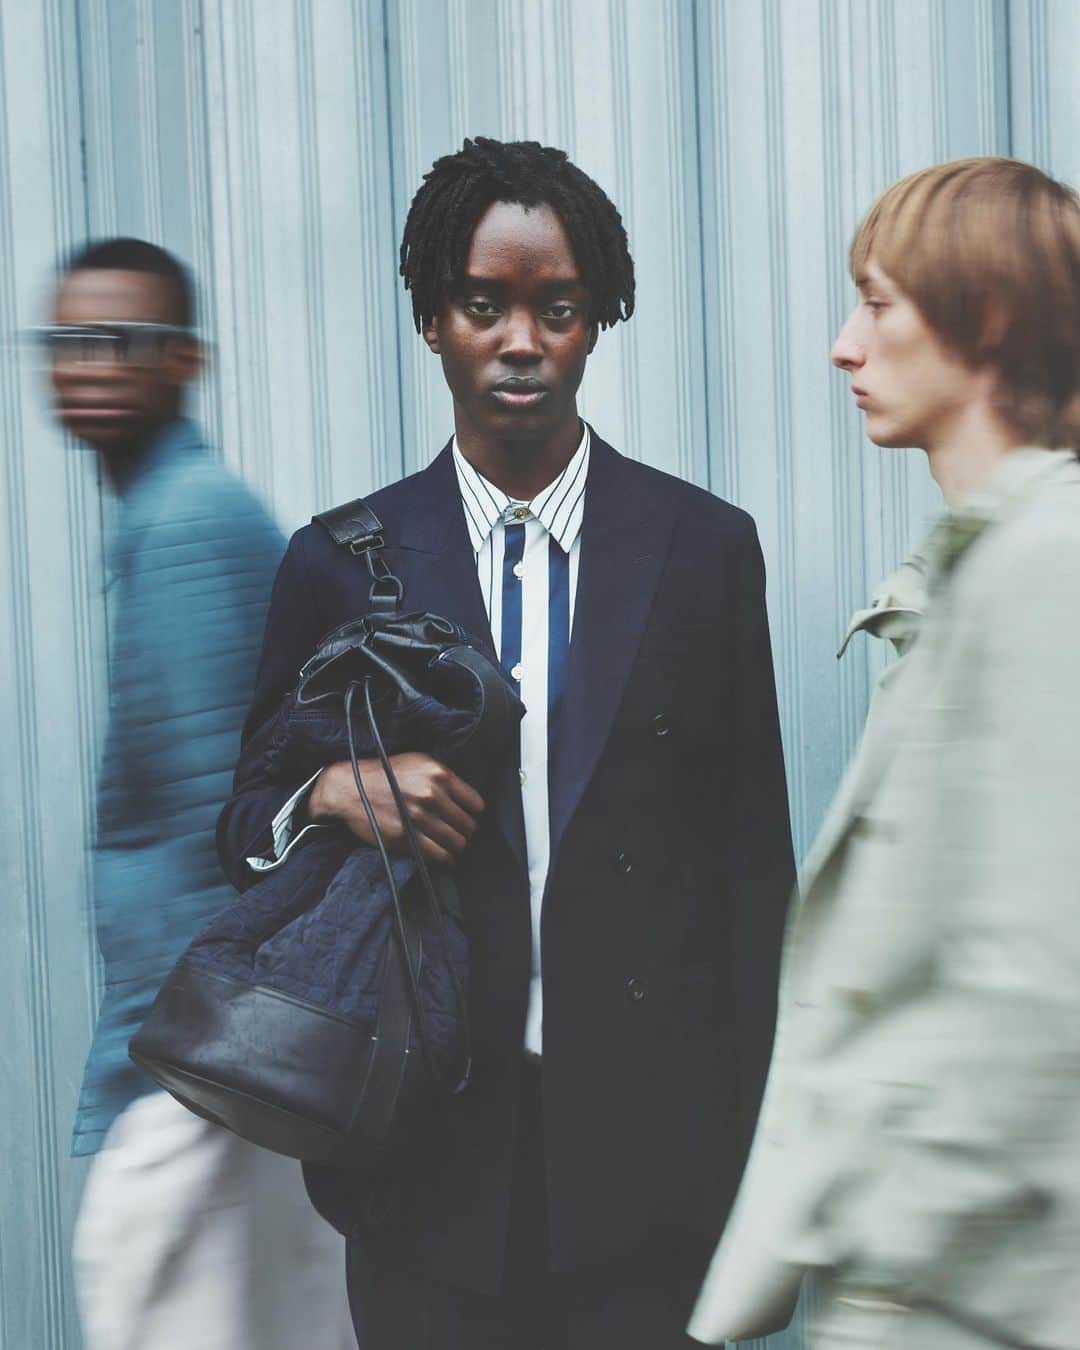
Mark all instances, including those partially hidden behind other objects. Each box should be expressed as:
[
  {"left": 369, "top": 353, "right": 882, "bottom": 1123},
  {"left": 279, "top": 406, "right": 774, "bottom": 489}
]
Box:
[{"left": 452, "top": 423, "right": 590, "bottom": 1055}]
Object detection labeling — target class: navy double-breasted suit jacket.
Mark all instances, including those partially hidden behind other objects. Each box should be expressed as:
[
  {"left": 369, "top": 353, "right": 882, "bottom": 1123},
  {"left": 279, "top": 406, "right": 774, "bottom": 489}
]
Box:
[{"left": 217, "top": 432, "right": 795, "bottom": 1295}]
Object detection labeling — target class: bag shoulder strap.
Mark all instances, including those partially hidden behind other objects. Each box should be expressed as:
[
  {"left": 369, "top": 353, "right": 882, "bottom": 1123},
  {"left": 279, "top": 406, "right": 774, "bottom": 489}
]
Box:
[
  {"left": 312, "top": 496, "right": 403, "bottom": 611},
  {"left": 313, "top": 496, "right": 385, "bottom": 553}
]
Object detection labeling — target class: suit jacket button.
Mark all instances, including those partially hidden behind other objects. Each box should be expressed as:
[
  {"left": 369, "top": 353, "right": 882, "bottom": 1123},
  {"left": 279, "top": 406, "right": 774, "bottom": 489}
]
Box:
[
  {"left": 627, "top": 977, "right": 646, "bottom": 1003},
  {"left": 615, "top": 850, "right": 633, "bottom": 874},
  {"left": 652, "top": 713, "right": 670, "bottom": 737},
  {"left": 842, "top": 987, "right": 874, "bottom": 1012}
]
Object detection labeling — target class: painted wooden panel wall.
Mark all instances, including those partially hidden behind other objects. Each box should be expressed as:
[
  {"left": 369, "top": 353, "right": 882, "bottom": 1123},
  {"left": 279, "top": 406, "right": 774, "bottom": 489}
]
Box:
[
  {"left": 2, "top": 3, "right": 1075, "bottom": 1346},
  {"left": 0, "top": 4, "right": 101, "bottom": 1346},
  {"left": 693, "top": 0, "right": 1011, "bottom": 865}
]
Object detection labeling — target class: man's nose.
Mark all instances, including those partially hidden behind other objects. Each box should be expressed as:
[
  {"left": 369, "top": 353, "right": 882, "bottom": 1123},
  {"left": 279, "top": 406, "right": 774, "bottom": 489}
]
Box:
[
  {"left": 830, "top": 309, "right": 865, "bottom": 371},
  {"left": 500, "top": 308, "right": 542, "bottom": 363},
  {"left": 53, "top": 356, "right": 129, "bottom": 382}
]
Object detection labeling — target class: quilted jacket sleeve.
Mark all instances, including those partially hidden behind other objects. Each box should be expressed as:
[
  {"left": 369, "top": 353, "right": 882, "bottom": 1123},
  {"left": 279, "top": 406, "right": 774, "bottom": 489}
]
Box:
[
  {"left": 99, "top": 463, "right": 283, "bottom": 863},
  {"left": 216, "top": 527, "right": 330, "bottom": 890}
]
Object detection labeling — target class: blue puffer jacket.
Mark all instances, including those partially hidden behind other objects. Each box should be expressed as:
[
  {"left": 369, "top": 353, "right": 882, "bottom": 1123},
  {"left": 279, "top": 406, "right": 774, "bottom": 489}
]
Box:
[{"left": 71, "top": 419, "right": 283, "bottom": 1156}]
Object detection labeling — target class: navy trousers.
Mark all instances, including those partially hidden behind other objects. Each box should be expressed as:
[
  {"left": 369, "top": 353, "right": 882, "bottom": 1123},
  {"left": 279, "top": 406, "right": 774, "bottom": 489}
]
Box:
[{"left": 346, "top": 1063, "right": 713, "bottom": 1349}]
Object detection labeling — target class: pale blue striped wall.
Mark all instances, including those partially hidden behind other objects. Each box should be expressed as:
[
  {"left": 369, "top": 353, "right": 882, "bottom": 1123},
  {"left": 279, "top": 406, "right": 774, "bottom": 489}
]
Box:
[{"left": 1, "top": 3, "right": 1075, "bottom": 1346}]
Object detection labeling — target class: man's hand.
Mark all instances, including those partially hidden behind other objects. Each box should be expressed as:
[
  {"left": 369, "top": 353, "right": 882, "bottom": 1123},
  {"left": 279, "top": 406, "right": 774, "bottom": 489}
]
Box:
[{"left": 305, "top": 753, "right": 485, "bottom": 867}]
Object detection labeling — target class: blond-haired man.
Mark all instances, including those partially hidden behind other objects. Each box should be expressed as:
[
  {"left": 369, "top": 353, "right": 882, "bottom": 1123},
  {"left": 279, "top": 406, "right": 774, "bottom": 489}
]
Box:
[{"left": 690, "top": 157, "right": 1080, "bottom": 1349}]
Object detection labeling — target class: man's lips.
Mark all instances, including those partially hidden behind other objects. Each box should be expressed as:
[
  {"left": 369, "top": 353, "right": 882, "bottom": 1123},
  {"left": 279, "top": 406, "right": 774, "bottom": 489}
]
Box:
[
  {"left": 852, "top": 386, "right": 870, "bottom": 408},
  {"left": 61, "top": 406, "right": 140, "bottom": 420},
  {"left": 491, "top": 379, "right": 549, "bottom": 408}
]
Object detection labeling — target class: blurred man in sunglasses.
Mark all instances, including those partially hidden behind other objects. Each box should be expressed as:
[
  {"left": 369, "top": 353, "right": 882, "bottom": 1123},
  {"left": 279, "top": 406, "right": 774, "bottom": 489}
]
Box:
[{"left": 49, "top": 238, "right": 353, "bottom": 1350}]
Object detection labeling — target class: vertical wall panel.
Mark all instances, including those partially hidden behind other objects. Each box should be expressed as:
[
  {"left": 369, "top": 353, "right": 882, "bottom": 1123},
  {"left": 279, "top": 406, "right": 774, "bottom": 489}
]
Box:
[
  {"left": 696, "top": 0, "right": 1008, "bottom": 868},
  {"left": 77, "top": 0, "right": 224, "bottom": 450},
  {"left": 0, "top": 2, "right": 96, "bottom": 1347},
  {"left": 201, "top": 0, "right": 401, "bottom": 530},
  {"left": 1010, "top": 0, "right": 1080, "bottom": 186}
]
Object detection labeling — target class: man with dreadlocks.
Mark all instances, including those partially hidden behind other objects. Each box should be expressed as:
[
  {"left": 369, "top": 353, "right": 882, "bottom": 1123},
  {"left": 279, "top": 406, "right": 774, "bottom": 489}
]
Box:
[{"left": 219, "top": 136, "right": 795, "bottom": 1348}]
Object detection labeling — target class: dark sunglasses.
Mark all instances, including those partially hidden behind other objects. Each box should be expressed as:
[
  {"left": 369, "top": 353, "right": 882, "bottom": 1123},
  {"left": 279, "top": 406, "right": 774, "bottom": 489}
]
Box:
[{"left": 30, "top": 322, "right": 192, "bottom": 367}]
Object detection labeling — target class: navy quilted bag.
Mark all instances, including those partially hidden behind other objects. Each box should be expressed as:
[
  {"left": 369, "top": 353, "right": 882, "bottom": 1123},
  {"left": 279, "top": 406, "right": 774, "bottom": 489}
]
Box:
[{"left": 130, "top": 498, "right": 523, "bottom": 1165}]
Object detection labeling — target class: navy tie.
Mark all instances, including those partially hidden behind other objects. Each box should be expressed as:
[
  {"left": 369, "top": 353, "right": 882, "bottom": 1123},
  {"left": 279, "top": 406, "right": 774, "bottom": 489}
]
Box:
[{"left": 500, "top": 522, "right": 526, "bottom": 680}]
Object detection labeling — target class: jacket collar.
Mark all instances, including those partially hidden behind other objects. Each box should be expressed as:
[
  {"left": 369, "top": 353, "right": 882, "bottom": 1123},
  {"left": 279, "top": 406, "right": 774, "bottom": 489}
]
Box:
[
  {"left": 923, "top": 447, "right": 1076, "bottom": 589},
  {"left": 805, "top": 447, "right": 1079, "bottom": 902},
  {"left": 837, "top": 450, "right": 1077, "bottom": 662},
  {"left": 836, "top": 555, "right": 928, "bottom": 660},
  {"left": 115, "top": 417, "right": 204, "bottom": 499},
  {"left": 108, "top": 420, "right": 206, "bottom": 574}
]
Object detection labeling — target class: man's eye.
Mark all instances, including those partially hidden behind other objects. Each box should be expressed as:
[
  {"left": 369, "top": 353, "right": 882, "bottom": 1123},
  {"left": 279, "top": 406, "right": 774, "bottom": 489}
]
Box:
[
  {"left": 463, "top": 299, "right": 500, "bottom": 317},
  {"left": 545, "top": 303, "right": 578, "bottom": 320},
  {"left": 865, "top": 300, "right": 886, "bottom": 314}
]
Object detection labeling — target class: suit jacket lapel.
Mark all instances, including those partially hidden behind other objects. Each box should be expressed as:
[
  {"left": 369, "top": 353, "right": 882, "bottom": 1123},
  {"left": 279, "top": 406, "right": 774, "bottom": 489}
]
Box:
[
  {"left": 388, "top": 445, "right": 526, "bottom": 870},
  {"left": 548, "top": 437, "right": 676, "bottom": 871},
  {"left": 392, "top": 445, "right": 495, "bottom": 659}
]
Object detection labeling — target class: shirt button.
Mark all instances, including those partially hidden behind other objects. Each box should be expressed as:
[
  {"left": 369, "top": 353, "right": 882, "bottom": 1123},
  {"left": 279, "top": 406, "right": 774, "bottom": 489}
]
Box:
[
  {"left": 652, "top": 713, "right": 670, "bottom": 737},
  {"left": 627, "top": 977, "right": 647, "bottom": 1003},
  {"left": 519, "top": 769, "right": 527, "bottom": 787},
  {"left": 511, "top": 663, "right": 524, "bottom": 681},
  {"left": 614, "top": 849, "right": 633, "bottom": 874},
  {"left": 513, "top": 561, "right": 525, "bottom": 579},
  {"left": 513, "top": 507, "right": 529, "bottom": 521}
]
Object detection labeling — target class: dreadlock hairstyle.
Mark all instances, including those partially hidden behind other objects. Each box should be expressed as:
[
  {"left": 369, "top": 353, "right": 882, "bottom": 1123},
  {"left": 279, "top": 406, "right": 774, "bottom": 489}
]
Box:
[{"left": 399, "top": 137, "right": 635, "bottom": 333}]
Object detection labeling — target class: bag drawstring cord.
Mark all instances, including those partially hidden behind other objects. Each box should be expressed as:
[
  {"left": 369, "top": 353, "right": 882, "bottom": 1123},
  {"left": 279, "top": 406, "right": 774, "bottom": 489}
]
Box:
[{"left": 344, "top": 679, "right": 473, "bottom": 1095}]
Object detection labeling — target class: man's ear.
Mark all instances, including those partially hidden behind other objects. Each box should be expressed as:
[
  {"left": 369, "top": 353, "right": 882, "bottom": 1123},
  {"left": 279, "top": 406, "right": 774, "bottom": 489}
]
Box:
[
  {"left": 165, "top": 335, "right": 204, "bottom": 386},
  {"left": 422, "top": 315, "right": 441, "bottom": 355},
  {"left": 586, "top": 322, "right": 599, "bottom": 356},
  {"left": 977, "top": 297, "right": 1012, "bottom": 359}
]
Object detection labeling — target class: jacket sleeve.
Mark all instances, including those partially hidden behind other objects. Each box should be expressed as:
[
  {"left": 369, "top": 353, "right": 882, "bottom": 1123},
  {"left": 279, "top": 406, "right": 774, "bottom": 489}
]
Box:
[
  {"left": 216, "top": 527, "right": 329, "bottom": 890},
  {"left": 730, "top": 520, "right": 797, "bottom": 1153},
  {"left": 110, "top": 473, "right": 283, "bottom": 876},
  {"left": 820, "top": 516, "right": 1080, "bottom": 1324}
]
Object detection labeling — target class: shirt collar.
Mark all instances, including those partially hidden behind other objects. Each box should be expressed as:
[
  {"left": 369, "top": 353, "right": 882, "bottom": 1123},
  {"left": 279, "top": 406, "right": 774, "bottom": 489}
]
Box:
[{"left": 452, "top": 422, "right": 591, "bottom": 555}]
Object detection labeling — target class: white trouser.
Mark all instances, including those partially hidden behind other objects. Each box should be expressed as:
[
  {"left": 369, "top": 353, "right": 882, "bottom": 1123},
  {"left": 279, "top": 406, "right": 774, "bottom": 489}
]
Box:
[{"left": 73, "top": 1090, "right": 354, "bottom": 1350}]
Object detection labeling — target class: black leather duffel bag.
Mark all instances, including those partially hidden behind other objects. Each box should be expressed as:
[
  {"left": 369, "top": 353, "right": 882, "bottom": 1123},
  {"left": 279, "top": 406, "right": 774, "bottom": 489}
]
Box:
[{"left": 130, "top": 497, "right": 522, "bottom": 1167}]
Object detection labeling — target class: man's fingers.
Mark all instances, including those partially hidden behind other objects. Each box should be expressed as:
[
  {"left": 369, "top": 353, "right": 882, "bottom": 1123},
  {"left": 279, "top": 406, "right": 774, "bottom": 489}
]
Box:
[
  {"left": 422, "top": 791, "right": 479, "bottom": 841},
  {"left": 415, "top": 833, "right": 455, "bottom": 868},
  {"left": 439, "top": 769, "right": 485, "bottom": 818},
  {"left": 412, "top": 810, "right": 469, "bottom": 856},
  {"left": 335, "top": 755, "right": 484, "bottom": 861},
  {"left": 340, "top": 794, "right": 467, "bottom": 859}
]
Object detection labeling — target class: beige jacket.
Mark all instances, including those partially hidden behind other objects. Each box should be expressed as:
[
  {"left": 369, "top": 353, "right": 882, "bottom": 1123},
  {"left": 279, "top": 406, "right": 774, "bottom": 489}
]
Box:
[{"left": 690, "top": 450, "right": 1080, "bottom": 1348}]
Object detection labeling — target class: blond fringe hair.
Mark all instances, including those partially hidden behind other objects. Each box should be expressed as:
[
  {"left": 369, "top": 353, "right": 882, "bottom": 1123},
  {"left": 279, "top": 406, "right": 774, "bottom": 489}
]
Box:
[{"left": 849, "top": 157, "right": 1080, "bottom": 450}]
